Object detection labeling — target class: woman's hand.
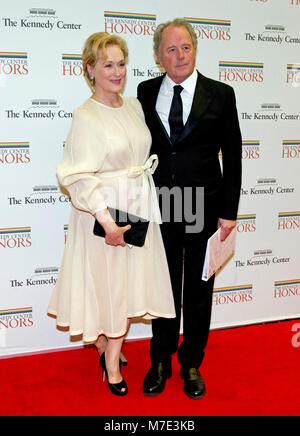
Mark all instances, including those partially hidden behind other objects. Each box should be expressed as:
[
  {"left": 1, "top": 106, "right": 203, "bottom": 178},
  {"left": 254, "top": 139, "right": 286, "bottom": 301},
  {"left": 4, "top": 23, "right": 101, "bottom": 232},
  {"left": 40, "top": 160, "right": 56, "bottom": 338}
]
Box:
[
  {"left": 95, "top": 208, "right": 131, "bottom": 247},
  {"left": 104, "top": 222, "right": 131, "bottom": 247}
]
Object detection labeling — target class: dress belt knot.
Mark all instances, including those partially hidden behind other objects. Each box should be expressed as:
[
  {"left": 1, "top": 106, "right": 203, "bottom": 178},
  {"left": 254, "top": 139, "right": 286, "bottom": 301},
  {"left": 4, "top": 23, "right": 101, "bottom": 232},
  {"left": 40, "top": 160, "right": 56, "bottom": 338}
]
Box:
[
  {"left": 97, "top": 154, "right": 161, "bottom": 224},
  {"left": 127, "top": 154, "right": 159, "bottom": 178}
]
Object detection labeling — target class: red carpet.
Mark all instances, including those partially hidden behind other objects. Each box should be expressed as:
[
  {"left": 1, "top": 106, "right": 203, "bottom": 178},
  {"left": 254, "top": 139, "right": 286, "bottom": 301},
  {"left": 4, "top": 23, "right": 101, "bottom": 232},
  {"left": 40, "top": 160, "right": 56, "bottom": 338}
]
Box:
[{"left": 0, "top": 319, "right": 299, "bottom": 416}]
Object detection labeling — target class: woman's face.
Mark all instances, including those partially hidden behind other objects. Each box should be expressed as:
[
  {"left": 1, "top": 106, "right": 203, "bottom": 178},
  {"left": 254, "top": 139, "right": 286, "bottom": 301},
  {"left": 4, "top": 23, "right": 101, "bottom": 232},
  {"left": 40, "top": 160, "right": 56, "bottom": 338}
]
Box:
[{"left": 88, "top": 44, "right": 126, "bottom": 96}]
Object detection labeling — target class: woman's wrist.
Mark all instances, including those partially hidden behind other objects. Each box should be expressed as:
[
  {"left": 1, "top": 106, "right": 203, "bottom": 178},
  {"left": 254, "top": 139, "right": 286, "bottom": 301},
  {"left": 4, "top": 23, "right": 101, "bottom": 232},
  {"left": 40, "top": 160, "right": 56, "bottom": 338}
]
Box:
[{"left": 95, "top": 208, "right": 118, "bottom": 234}]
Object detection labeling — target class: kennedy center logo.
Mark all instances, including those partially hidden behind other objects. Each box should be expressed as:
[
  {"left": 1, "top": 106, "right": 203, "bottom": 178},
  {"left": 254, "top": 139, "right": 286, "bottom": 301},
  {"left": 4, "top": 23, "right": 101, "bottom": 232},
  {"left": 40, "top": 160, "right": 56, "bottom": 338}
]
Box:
[
  {"left": 9, "top": 266, "right": 59, "bottom": 289},
  {"left": 7, "top": 185, "right": 71, "bottom": 207},
  {"left": 104, "top": 11, "right": 156, "bottom": 36},
  {"left": 2, "top": 8, "right": 82, "bottom": 31},
  {"left": 282, "top": 140, "right": 300, "bottom": 158},
  {"left": 184, "top": 17, "right": 231, "bottom": 40},
  {"left": 62, "top": 54, "right": 83, "bottom": 77},
  {"left": 241, "top": 103, "right": 300, "bottom": 122},
  {"left": 0, "top": 52, "right": 28, "bottom": 75},
  {"left": 274, "top": 280, "right": 300, "bottom": 299},
  {"left": 244, "top": 24, "right": 300, "bottom": 45},
  {"left": 242, "top": 140, "right": 260, "bottom": 159},
  {"left": 5, "top": 99, "right": 72, "bottom": 120},
  {"left": 0, "top": 227, "right": 32, "bottom": 248},
  {"left": 213, "top": 284, "right": 253, "bottom": 306},
  {"left": 219, "top": 61, "right": 264, "bottom": 83},
  {"left": 241, "top": 178, "right": 295, "bottom": 197},
  {"left": 278, "top": 212, "right": 300, "bottom": 230},
  {"left": 286, "top": 64, "right": 300, "bottom": 86},
  {"left": 0, "top": 307, "right": 34, "bottom": 330},
  {"left": 64, "top": 224, "right": 68, "bottom": 244},
  {"left": 0, "top": 142, "right": 30, "bottom": 165},
  {"left": 236, "top": 214, "right": 256, "bottom": 233},
  {"left": 234, "top": 248, "right": 291, "bottom": 269}
]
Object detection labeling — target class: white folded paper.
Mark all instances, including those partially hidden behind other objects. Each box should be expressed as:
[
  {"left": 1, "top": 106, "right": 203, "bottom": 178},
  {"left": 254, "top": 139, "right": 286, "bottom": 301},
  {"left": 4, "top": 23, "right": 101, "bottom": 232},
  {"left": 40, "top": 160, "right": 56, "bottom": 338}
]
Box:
[{"left": 202, "top": 227, "right": 237, "bottom": 281}]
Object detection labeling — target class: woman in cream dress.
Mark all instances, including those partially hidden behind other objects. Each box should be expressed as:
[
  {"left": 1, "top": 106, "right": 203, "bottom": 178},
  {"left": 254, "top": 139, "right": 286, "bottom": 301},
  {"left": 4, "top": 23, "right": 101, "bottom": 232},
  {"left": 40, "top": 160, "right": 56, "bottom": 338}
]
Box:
[{"left": 48, "top": 32, "right": 175, "bottom": 395}]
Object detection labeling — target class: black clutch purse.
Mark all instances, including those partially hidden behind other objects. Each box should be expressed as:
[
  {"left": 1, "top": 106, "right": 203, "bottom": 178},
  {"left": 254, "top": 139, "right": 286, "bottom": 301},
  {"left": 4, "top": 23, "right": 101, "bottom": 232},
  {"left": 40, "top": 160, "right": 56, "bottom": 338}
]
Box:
[{"left": 93, "top": 207, "right": 149, "bottom": 247}]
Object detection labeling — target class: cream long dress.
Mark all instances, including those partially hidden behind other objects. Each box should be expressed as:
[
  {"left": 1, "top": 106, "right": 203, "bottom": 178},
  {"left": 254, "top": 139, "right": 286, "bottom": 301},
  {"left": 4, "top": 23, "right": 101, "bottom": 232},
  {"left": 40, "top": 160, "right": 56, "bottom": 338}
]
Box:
[{"left": 48, "top": 96, "right": 175, "bottom": 341}]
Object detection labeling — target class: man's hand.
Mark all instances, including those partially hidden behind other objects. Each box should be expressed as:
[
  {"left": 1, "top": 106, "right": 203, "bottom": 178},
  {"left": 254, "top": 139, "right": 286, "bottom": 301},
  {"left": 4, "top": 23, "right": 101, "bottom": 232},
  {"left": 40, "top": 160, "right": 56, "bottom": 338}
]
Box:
[{"left": 218, "top": 218, "right": 236, "bottom": 242}]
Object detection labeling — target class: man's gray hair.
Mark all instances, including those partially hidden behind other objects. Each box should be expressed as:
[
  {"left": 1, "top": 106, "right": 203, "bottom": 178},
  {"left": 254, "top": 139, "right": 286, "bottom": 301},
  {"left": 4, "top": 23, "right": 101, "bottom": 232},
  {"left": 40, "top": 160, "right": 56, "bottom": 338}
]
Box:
[{"left": 153, "top": 18, "right": 198, "bottom": 54}]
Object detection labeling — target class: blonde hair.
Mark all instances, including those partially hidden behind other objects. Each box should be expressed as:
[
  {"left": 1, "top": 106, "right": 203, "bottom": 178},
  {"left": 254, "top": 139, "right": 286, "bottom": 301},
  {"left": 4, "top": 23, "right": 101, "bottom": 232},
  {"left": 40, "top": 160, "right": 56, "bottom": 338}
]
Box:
[
  {"left": 153, "top": 18, "right": 197, "bottom": 55},
  {"left": 82, "top": 32, "right": 128, "bottom": 89}
]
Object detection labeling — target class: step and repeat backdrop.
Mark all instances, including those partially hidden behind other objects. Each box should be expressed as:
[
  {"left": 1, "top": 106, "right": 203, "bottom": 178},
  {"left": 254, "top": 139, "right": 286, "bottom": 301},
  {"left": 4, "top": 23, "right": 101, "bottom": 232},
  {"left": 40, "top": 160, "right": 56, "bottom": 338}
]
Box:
[{"left": 1, "top": 0, "right": 299, "bottom": 356}]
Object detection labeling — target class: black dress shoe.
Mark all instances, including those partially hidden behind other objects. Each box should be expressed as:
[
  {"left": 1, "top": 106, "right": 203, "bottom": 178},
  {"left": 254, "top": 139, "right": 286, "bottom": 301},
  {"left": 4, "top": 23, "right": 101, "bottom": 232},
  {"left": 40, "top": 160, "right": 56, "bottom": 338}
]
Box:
[
  {"left": 180, "top": 367, "right": 206, "bottom": 399},
  {"left": 143, "top": 362, "right": 172, "bottom": 396}
]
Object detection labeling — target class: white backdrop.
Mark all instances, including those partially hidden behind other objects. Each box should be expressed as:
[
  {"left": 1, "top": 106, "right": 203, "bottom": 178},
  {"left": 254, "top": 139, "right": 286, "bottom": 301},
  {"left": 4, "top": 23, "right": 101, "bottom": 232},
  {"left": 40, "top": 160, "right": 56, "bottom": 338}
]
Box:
[{"left": 1, "top": 0, "right": 299, "bottom": 357}]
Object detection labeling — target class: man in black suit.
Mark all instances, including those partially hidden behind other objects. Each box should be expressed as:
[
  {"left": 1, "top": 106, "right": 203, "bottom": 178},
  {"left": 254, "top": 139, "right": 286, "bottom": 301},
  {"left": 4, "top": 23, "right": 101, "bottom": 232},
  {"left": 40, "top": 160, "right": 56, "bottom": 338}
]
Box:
[{"left": 137, "top": 18, "right": 242, "bottom": 399}]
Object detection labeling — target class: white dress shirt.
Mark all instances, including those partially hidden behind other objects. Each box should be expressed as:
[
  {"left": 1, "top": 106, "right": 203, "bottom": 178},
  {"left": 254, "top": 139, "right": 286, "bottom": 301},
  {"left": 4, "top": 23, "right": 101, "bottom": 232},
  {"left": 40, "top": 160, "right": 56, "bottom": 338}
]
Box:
[{"left": 155, "top": 69, "right": 198, "bottom": 136}]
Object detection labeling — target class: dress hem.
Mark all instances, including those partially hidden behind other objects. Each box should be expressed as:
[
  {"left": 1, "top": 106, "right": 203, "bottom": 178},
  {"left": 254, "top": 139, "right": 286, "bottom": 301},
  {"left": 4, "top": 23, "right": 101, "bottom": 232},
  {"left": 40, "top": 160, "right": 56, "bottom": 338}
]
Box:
[{"left": 47, "top": 309, "right": 175, "bottom": 343}]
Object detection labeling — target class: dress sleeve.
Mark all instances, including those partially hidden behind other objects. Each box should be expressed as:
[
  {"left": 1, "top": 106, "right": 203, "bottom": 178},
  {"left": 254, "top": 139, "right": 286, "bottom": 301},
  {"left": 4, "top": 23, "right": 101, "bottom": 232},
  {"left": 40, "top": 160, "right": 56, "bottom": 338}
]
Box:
[{"left": 57, "top": 106, "right": 108, "bottom": 215}]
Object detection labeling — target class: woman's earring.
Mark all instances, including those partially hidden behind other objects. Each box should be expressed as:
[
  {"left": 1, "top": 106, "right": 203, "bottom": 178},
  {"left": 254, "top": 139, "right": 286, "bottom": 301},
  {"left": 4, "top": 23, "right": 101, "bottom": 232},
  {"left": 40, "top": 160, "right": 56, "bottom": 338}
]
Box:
[{"left": 90, "top": 74, "right": 94, "bottom": 80}]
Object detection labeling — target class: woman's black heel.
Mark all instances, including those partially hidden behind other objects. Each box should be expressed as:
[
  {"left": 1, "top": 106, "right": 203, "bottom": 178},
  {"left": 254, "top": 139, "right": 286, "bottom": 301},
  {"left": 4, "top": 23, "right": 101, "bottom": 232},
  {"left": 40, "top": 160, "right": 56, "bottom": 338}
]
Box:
[
  {"left": 99, "top": 353, "right": 128, "bottom": 396},
  {"left": 100, "top": 355, "right": 124, "bottom": 381}
]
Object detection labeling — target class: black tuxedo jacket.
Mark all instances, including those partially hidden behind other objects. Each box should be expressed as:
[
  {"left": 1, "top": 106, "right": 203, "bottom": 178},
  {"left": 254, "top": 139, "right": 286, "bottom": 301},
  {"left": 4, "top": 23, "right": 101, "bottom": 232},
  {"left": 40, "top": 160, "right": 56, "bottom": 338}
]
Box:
[{"left": 137, "top": 71, "right": 242, "bottom": 221}]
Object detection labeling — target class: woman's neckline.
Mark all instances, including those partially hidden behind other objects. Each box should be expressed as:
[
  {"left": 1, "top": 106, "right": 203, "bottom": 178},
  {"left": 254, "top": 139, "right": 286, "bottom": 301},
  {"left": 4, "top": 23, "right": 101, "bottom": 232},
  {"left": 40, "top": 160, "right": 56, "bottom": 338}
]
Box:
[{"left": 89, "top": 95, "right": 124, "bottom": 109}]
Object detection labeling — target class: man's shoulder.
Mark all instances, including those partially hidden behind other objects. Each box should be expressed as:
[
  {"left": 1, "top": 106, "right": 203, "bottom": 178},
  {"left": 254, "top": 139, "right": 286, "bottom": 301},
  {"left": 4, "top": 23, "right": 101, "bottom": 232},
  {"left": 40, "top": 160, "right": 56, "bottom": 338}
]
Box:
[
  {"left": 199, "top": 73, "right": 234, "bottom": 96},
  {"left": 138, "top": 74, "right": 165, "bottom": 91}
]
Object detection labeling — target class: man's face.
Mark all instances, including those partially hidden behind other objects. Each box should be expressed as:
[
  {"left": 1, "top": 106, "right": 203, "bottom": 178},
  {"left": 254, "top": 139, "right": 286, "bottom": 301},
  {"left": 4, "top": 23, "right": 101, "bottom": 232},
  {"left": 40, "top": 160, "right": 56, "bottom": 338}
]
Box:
[{"left": 156, "top": 25, "right": 196, "bottom": 84}]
